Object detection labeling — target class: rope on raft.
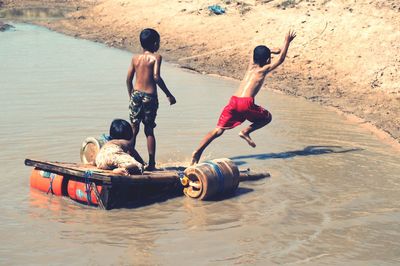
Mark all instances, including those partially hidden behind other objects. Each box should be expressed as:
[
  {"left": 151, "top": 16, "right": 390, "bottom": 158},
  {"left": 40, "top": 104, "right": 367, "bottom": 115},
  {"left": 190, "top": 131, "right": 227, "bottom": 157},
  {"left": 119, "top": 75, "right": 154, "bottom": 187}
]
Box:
[
  {"left": 204, "top": 161, "right": 225, "bottom": 193},
  {"left": 46, "top": 172, "right": 56, "bottom": 195},
  {"left": 84, "top": 170, "right": 105, "bottom": 210},
  {"left": 84, "top": 170, "right": 93, "bottom": 205},
  {"left": 91, "top": 183, "right": 105, "bottom": 210}
]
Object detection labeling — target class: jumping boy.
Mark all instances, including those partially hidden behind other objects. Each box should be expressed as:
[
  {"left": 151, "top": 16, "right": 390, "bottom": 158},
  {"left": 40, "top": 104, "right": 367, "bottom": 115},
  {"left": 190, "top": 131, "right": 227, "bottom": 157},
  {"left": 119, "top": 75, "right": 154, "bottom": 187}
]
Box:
[
  {"left": 191, "top": 30, "right": 296, "bottom": 165},
  {"left": 126, "top": 28, "right": 176, "bottom": 171}
]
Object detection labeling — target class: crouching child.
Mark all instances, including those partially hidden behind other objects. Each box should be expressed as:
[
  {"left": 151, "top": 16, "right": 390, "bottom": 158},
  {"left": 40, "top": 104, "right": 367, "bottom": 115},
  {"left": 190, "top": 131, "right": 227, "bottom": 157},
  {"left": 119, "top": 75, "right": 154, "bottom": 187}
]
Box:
[{"left": 96, "top": 119, "right": 144, "bottom": 175}]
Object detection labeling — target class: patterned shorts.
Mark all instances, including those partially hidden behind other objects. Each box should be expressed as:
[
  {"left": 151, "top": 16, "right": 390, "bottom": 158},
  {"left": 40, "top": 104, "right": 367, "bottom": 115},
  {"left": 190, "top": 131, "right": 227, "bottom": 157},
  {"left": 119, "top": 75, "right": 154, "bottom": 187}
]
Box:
[{"left": 129, "top": 90, "right": 159, "bottom": 128}]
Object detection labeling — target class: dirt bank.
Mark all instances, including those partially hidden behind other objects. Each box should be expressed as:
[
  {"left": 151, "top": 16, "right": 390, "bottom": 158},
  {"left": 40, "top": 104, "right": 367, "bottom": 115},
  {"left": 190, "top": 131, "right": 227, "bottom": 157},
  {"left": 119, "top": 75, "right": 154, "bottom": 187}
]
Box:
[{"left": 2, "top": 0, "right": 399, "bottom": 144}]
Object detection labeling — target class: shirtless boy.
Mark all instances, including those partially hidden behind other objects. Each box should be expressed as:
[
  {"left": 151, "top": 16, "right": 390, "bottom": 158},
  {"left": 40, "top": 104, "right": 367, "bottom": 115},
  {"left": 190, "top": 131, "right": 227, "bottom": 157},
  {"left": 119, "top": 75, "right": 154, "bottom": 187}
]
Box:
[
  {"left": 191, "top": 30, "right": 296, "bottom": 165},
  {"left": 126, "top": 28, "right": 176, "bottom": 171}
]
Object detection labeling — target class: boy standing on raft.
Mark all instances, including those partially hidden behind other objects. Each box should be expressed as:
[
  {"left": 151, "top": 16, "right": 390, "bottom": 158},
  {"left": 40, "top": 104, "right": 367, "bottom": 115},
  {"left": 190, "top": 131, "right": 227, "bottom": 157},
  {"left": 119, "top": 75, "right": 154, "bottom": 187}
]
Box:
[
  {"left": 126, "top": 28, "right": 176, "bottom": 171},
  {"left": 191, "top": 30, "right": 296, "bottom": 165}
]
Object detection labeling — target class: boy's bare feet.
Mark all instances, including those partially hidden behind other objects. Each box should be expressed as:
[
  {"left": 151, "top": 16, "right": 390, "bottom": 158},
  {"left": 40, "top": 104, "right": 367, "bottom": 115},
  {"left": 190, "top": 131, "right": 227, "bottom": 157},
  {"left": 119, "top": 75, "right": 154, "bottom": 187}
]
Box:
[
  {"left": 112, "top": 168, "right": 129, "bottom": 175},
  {"left": 190, "top": 151, "right": 200, "bottom": 166},
  {"left": 239, "top": 131, "right": 256, "bottom": 148},
  {"left": 144, "top": 163, "right": 156, "bottom": 171}
]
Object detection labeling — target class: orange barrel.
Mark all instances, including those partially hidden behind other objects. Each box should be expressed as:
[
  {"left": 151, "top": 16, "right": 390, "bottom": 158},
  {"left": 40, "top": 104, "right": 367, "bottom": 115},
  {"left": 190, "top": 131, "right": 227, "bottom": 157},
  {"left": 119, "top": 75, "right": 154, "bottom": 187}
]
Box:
[
  {"left": 80, "top": 136, "right": 108, "bottom": 164},
  {"left": 182, "top": 158, "right": 240, "bottom": 200},
  {"left": 30, "top": 168, "right": 64, "bottom": 196},
  {"left": 67, "top": 180, "right": 103, "bottom": 205}
]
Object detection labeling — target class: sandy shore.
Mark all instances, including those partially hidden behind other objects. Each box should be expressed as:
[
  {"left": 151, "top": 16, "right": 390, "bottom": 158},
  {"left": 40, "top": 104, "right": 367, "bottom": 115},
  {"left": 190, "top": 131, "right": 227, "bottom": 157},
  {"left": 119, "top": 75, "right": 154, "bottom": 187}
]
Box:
[{"left": 2, "top": 0, "right": 399, "bottom": 145}]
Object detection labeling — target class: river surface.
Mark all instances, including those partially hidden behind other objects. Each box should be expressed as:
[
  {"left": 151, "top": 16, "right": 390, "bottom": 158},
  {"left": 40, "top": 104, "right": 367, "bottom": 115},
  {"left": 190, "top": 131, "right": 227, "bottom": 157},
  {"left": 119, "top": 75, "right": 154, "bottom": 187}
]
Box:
[{"left": 1, "top": 23, "right": 399, "bottom": 265}]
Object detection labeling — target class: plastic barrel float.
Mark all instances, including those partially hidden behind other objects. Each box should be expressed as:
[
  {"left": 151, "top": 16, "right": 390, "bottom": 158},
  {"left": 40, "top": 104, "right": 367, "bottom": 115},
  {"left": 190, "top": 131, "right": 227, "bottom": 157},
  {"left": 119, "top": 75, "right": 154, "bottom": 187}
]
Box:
[
  {"left": 67, "top": 179, "right": 103, "bottom": 206},
  {"left": 30, "top": 168, "right": 65, "bottom": 196},
  {"left": 182, "top": 158, "right": 240, "bottom": 200},
  {"left": 80, "top": 136, "right": 108, "bottom": 164},
  {"left": 30, "top": 167, "right": 106, "bottom": 208}
]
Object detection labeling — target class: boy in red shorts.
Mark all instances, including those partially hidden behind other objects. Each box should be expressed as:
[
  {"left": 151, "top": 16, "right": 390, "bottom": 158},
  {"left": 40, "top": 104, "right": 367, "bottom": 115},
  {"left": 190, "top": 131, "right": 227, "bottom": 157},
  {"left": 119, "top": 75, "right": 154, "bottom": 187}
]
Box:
[{"left": 191, "top": 30, "right": 296, "bottom": 165}]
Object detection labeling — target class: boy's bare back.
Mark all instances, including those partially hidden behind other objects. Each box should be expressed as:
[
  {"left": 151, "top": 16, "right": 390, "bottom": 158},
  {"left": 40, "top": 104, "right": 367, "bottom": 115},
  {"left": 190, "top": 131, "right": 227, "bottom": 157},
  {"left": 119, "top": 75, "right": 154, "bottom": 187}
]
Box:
[
  {"left": 129, "top": 52, "right": 160, "bottom": 95},
  {"left": 234, "top": 30, "right": 296, "bottom": 98},
  {"left": 127, "top": 51, "right": 175, "bottom": 104},
  {"left": 234, "top": 65, "right": 269, "bottom": 98}
]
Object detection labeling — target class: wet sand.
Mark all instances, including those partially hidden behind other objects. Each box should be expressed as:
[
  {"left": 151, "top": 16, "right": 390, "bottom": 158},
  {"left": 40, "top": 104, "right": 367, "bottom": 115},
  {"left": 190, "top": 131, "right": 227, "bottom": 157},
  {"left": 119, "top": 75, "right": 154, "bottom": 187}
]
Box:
[{"left": 1, "top": 23, "right": 400, "bottom": 265}]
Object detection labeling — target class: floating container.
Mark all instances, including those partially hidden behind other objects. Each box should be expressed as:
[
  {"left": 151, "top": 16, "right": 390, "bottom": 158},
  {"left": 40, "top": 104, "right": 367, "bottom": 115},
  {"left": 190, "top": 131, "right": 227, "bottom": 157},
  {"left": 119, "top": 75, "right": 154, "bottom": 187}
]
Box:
[
  {"left": 26, "top": 158, "right": 268, "bottom": 210},
  {"left": 183, "top": 158, "right": 240, "bottom": 200},
  {"left": 67, "top": 180, "right": 103, "bottom": 205},
  {"left": 80, "top": 137, "right": 107, "bottom": 164},
  {"left": 30, "top": 168, "right": 64, "bottom": 196}
]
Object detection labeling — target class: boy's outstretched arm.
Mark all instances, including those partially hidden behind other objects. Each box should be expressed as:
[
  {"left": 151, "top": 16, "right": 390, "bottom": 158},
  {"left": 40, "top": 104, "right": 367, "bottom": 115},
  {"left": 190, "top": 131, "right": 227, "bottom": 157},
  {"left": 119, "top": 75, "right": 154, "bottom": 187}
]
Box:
[
  {"left": 126, "top": 57, "right": 135, "bottom": 99},
  {"left": 264, "top": 30, "right": 296, "bottom": 73},
  {"left": 153, "top": 55, "right": 176, "bottom": 105}
]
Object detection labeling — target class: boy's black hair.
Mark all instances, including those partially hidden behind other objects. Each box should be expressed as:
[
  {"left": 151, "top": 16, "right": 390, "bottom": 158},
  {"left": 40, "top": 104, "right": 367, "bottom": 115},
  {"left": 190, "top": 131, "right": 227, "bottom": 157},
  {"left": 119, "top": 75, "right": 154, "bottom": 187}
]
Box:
[
  {"left": 140, "top": 28, "right": 160, "bottom": 52},
  {"left": 109, "top": 119, "right": 133, "bottom": 140},
  {"left": 253, "top": 45, "right": 271, "bottom": 67}
]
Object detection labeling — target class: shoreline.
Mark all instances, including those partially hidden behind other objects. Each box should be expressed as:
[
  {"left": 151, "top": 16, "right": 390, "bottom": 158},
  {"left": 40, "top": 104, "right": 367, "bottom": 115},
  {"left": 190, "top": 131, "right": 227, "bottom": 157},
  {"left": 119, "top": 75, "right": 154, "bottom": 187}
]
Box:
[
  {"left": 1, "top": 0, "right": 399, "bottom": 150},
  {"left": 326, "top": 106, "right": 400, "bottom": 152}
]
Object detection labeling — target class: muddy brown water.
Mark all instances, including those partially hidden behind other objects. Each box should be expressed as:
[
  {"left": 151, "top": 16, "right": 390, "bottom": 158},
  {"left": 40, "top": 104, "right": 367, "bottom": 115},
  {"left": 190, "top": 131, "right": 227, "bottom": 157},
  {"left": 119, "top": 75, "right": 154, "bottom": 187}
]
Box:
[{"left": 1, "top": 24, "right": 399, "bottom": 265}]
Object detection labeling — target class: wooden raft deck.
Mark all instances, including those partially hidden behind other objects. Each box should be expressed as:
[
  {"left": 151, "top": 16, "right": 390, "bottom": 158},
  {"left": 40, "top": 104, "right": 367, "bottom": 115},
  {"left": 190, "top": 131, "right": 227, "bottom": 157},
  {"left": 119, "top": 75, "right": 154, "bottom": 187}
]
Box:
[
  {"left": 26, "top": 158, "right": 270, "bottom": 210},
  {"left": 25, "top": 158, "right": 182, "bottom": 185},
  {"left": 25, "top": 158, "right": 270, "bottom": 185}
]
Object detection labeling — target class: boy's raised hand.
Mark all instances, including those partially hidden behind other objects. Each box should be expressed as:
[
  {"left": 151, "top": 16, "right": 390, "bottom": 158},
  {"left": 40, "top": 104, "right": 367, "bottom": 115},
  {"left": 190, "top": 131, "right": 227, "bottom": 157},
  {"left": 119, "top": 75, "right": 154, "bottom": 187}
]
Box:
[
  {"left": 286, "top": 30, "right": 296, "bottom": 43},
  {"left": 168, "top": 95, "right": 176, "bottom": 105}
]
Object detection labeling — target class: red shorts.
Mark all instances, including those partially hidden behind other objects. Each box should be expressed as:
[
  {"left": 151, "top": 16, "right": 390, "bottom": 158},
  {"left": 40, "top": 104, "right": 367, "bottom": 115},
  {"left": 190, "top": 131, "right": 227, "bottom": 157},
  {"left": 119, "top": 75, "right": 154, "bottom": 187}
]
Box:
[{"left": 217, "top": 96, "right": 271, "bottom": 129}]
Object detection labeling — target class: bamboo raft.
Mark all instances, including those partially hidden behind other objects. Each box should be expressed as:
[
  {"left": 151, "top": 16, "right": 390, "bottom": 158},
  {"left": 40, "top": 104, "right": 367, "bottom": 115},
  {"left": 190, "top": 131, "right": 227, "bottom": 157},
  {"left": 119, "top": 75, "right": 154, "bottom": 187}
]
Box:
[{"left": 26, "top": 158, "right": 270, "bottom": 210}]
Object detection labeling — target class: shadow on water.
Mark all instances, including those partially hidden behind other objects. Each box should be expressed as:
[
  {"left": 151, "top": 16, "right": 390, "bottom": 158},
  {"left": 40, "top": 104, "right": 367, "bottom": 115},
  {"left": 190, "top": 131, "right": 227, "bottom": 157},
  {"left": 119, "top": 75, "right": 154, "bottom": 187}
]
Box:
[
  {"left": 120, "top": 185, "right": 255, "bottom": 208},
  {"left": 121, "top": 190, "right": 183, "bottom": 209},
  {"left": 204, "top": 187, "right": 254, "bottom": 202},
  {"left": 230, "top": 145, "right": 363, "bottom": 166}
]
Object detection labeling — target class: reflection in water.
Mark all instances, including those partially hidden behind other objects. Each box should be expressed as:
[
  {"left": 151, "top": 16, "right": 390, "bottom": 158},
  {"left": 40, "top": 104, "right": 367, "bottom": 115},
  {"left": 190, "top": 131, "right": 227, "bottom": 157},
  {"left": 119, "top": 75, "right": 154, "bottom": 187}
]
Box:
[
  {"left": 29, "top": 188, "right": 63, "bottom": 213},
  {"left": 1, "top": 24, "right": 400, "bottom": 265}
]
